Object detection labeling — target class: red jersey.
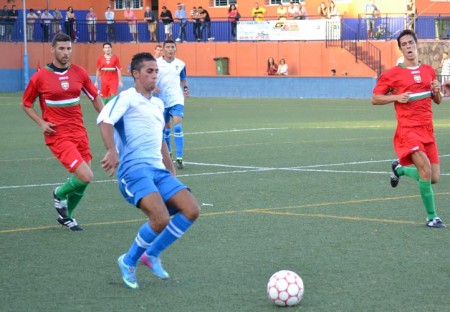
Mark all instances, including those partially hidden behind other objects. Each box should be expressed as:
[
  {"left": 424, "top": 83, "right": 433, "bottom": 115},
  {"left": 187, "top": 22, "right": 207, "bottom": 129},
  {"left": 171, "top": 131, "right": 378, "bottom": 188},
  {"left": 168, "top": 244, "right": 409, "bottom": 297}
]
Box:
[
  {"left": 22, "top": 64, "right": 99, "bottom": 144},
  {"left": 373, "top": 64, "right": 436, "bottom": 127},
  {"left": 96, "top": 54, "right": 121, "bottom": 83}
]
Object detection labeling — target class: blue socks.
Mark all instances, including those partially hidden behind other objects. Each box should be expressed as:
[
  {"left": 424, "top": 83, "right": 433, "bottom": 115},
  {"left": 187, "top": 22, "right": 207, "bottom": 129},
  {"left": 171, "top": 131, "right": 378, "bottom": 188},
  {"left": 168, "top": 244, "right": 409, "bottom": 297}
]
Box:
[
  {"left": 124, "top": 222, "right": 158, "bottom": 266},
  {"left": 145, "top": 213, "right": 193, "bottom": 258},
  {"left": 173, "top": 124, "right": 184, "bottom": 159}
]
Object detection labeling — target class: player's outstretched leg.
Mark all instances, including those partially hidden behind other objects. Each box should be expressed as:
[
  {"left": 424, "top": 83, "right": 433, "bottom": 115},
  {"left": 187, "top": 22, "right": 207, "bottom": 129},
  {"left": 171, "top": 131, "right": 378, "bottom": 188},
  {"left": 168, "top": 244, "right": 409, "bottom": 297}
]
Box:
[{"left": 118, "top": 254, "right": 139, "bottom": 289}]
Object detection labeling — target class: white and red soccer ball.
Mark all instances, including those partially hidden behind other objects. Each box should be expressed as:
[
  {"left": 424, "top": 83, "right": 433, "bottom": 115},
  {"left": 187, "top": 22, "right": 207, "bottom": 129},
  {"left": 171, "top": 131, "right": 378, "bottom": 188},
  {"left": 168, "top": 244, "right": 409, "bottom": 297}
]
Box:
[{"left": 267, "top": 270, "right": 304, "bottom": 307}]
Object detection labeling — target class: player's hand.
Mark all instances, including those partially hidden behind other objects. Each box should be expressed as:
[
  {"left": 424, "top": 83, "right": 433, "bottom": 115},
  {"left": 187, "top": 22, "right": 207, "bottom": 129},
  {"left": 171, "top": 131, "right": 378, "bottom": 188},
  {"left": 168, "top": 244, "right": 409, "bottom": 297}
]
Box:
[
  {"left": 431, "top": 79, "right": 441, "bottom": 94},
  {"left": 101, "top": 149, "right": 119, "bottom": 176},
  {"left": 183, "top": 88, "right": 190, "bottom": 98},
  {"left": 94, "top": 81, "right": 98, "bottom": 87},
  {"left": 396, "top": 92, "right": 412, "bottom": 103},
  {"left": 41, "top": 121, "right": 56, "bottom": 135},
  {"left": 119, "top": 81, "right": 123, "bottom": 88},
  {"left": 153, "top": 86, "right": 160, "bottom": 93}
]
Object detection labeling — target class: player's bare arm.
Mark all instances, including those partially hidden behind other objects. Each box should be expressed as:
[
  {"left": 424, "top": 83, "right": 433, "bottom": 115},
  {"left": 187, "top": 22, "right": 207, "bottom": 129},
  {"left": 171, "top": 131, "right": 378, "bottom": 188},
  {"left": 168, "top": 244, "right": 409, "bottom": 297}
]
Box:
[
  {"left": 92, "top": 95, "right": 104, "bottom": 113},
  {"left": 98, "top": 121, "right": 119, "bottom": 176},
  {"left": 431, "top": 79, "right": 442, "bottom": 104},
  {"left": 22, "top": 106, "right": 56, "bottom": 135},
  {"left": 161, "top": 141, "right": 176, "bottom": 176},
  {"left": 371, "top": 92, "right": 412, "bottom": 105}
]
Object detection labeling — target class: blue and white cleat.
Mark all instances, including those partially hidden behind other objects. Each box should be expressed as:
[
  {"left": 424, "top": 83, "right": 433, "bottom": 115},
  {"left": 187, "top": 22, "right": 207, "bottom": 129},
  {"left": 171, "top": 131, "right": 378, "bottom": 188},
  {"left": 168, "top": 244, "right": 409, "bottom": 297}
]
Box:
[
  {"left": 118, "top": 254, "right": 139, "bottom": 289},
  {"left": 140, "top": 253, "right": 170, "bottom": 280}
]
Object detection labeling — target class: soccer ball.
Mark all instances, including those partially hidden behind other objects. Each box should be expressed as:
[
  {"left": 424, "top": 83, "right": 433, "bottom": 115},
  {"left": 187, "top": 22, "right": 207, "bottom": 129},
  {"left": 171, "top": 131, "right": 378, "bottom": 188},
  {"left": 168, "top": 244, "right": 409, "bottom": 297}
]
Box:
[{"left": 267, "top": 270, "right": 304, "bottom": 307}]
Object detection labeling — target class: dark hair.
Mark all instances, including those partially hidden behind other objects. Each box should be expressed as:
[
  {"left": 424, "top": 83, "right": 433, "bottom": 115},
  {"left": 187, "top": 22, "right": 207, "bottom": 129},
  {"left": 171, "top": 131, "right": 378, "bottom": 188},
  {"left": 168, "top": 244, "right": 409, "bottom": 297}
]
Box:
[
  {"left": 52, "top": 32, "right": 71, "bottom": 47},
  {"left": 229, "top": 4, "right": 236, "bottom": 12},
  {"left": 130, "top": 52, "right": 156, "bottom": 76},
  {"left": 163, "top": 39, "right": 175, "bottom": 47},
  {"left": 103, "top": 42, "right": 112, "bottom": 48},
  {"left": 397, "top": 29, "right": 417, "bottom": 48}
]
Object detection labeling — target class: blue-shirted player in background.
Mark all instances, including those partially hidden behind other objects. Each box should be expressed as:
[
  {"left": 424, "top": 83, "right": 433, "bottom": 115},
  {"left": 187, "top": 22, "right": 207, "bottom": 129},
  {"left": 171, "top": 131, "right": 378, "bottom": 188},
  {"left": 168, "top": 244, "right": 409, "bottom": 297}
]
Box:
[
  {"left": 97, "top": 52, "right": 200, "bottom": 289},
  {"left": 154, "top": 40, "right": 189, "bottom": 169}
]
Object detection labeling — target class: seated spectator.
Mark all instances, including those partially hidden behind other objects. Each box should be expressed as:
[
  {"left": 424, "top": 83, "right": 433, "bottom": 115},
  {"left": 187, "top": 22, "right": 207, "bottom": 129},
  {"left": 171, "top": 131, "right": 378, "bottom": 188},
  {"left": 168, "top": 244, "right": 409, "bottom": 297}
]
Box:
[
  {"left": 287, "top": 1, "right": 299, "bottom": 20},
  {"left": 328, "top": 1, "right": 340, "bottom": 19},
  {"left": 331, "top": 69, "right": 336, "bottom": 76},
  {"left": 252, "top": 2, "right": 265, "bottom": 22},
  {"left": 277, "top": 59, "right": 288, "bottom": 76},
  {"left": 298, "top": 3, "right": 308, "bottom": 20},
  {"left": 318, "top": 2, "right": 328, "bottom": 19},
  {"left": 267, "top": 57, "right": 278, "bottom": 75},
  {"left": 277, "top": 3, "right": 287, "bottom": 20}
]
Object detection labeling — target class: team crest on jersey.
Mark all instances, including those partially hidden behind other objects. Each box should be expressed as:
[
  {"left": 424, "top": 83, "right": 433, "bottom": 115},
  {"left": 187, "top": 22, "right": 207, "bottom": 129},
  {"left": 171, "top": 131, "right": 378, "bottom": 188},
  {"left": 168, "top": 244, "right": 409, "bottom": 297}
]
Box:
[
  {"left": 413, "top": 75, "right": 421, "bottom": 83},
  {"left": 61, "top": 81, "right": 69, "bottom": 90}
]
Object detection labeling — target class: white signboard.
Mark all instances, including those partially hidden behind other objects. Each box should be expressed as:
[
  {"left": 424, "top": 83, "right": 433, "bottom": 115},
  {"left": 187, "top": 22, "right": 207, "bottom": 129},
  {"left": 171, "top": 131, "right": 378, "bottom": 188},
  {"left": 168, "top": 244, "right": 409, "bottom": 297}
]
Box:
[{"left": 237, "top": 19, "right": 341, "bottom": 41}]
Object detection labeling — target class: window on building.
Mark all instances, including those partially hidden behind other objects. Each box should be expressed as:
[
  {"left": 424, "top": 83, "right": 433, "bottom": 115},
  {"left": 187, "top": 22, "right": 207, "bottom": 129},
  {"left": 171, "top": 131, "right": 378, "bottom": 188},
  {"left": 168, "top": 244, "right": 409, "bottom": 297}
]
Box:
[
  {"left": 115, "top": 0, "right": 143, "bottom": 10},
  {"left": 214, "top": 0, "right": 237, "bottom": 7}
]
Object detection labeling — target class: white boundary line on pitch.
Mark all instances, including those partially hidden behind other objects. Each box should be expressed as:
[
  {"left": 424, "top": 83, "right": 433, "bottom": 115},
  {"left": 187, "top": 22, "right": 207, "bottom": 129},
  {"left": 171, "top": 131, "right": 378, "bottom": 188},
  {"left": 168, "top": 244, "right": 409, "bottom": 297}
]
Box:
[
  {"left": 1, "top": 156, "right": 448, "bottom": 190},
  {"left": 185, "top": 126, "right": 383, "bottom": 135}
]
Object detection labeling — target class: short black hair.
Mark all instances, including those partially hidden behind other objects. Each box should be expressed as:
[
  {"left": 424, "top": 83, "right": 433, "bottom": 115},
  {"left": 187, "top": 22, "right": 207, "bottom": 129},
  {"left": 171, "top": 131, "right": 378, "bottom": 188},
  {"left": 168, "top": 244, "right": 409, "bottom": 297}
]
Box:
[
  {"left": 52, "top": 32, "right": 71, "bottom": 47},
  {"left": 130, "top": 52, "right": 156, "bottom": 77},
  {"left": 163, "top": 39, "right": 175, "bottom": 47},
  {"left": 103, "top": 42, "right": 112, "bottom": 48},
  {"left": 397, "top": 29, "right": 417, "bottom": 48}
]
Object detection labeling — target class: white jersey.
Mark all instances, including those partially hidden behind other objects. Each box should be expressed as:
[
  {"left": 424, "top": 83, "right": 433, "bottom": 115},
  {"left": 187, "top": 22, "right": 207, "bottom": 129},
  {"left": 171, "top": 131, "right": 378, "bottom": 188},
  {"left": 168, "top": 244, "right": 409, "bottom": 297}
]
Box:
[
  {"left": 97, "top": 87, "right": 166, "bottom": 176},
  {"left": 156, "top": 57, "right": 187, "bottom": 108}
]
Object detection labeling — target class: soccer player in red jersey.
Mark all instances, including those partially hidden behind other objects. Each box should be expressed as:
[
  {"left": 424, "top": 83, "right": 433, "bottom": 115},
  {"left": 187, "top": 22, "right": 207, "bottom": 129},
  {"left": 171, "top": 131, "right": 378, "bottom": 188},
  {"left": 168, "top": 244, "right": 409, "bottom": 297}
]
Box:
[
  {"left": 94, "top": 42, "right": 123, "bottom": 104},
  {"left": 371, "top": 29, "right": 445, "bottom": 228},
  {"left": 22, "top": 33, "right": 104, "bottom": 231}
]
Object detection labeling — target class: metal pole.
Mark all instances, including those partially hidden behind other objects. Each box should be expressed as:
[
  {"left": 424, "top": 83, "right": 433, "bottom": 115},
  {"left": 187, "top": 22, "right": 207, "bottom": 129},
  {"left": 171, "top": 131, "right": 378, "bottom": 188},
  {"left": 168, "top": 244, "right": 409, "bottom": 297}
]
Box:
[{"left": 23, "top": 0, "right": 29, "bottom": 88}]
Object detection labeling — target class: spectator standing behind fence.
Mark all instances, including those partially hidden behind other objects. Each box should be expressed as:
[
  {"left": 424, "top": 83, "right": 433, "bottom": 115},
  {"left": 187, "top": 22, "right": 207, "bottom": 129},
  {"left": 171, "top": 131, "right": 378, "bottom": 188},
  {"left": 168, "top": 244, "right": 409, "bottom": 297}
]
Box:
[
  {"left": 65, "top": 6, "right": 76, "bottom": 42},
  {"left": 86, "top": 7, "right": 97, "bottom": 43},
  {"left": 277, "top": 59, "right": 288, "bottom": 76},
  {"left": 267, "top": 57, "right": 278, "bottom": 76},
  {"left": 105, "top": 6, "right": 115, "bottom": 43},
  {"left": 277, "top": 3, "right": 287, "bottom": 20},
  {"left": 406, "top": 0, "right": 416, "bottom": 31},
  {"left": 439, "top": 52, "right": 450, "bottom": 90},
  {"left": 160, "top": 6, "right": 173, "bottom": 41},
  {"left": 52, "top": 8, "right": 63, "bottom": 36},
  {"left": 6, "top": 4, "right": 17, "bottom": 42},
  {"left": 199, "top": 6, "right": 214, "bottom": 41},
  {"left": 175, "top": 3, "right": 188, "bottom": 43},
  {"left": 228, "top": 4, "right": 239, "bottom": 41},
  {"left": 144, "top": 6, "right": 157, "bottom": 42},
  {"left": 0, "top": 5, "right": 7, "bottom": 41},
  {"left": 40, "top": 9, "right": 53, "bottom": 42},
  {"left": 364, "top": 0, "right": 379, "bottom": 40},
  {"left": 124, "top": 5, "right": 138, "bottom": 43},
  {"left": 191, "top": 7, "right": 201, "bottom": 42},
  {"left": 318, "top": 2, "right": 328, "bottom": 19},
  {"left": 252, "top": 2, "right": 265, "bottom": 22},
  {"left": 26, "top": 8, "right": 38, "bottom": 41}
]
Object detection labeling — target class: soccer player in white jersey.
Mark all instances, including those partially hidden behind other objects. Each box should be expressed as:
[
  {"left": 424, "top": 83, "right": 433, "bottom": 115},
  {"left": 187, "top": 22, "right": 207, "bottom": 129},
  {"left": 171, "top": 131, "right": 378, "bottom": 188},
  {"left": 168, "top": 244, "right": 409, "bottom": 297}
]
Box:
[
  {"left": 154, "top": 40, "right": 189, "bottom": 169},
  {"left": 97, "top": 52, "right": 200, "bottom": 289}
]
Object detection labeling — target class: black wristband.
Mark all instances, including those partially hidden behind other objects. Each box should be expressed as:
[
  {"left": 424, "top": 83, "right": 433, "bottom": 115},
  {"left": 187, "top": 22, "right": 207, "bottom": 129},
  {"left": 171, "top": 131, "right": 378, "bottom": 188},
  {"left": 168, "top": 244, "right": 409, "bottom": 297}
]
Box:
[{"left": 183, "top": 86, "right": 188, "bottom": 91}]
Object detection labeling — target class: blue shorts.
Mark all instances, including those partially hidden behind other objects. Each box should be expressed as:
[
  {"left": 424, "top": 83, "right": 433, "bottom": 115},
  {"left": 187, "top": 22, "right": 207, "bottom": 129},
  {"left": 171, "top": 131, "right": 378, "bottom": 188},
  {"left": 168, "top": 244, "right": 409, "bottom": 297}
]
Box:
[
  {"left": 164, "top": 104, "right": 184, "bottom": 124},
  {"left": 118, "top": 167, "right": 187, "bottom": 213}
]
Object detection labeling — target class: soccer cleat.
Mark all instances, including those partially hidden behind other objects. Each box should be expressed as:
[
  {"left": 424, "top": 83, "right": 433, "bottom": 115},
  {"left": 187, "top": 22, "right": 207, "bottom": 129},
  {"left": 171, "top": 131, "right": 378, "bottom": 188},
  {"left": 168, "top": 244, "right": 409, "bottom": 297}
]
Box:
[
  {"left": 390, "top": 160, "right": 400, "bottom": 188},
  {"left": 118, "top": 254, "right": 139, "bottom": 289},
  {"left": 176, "top": 158, "right": 185, "bottom": 169},
  {"left": 53, "top": 189, "right": 68, "bottom": 219},
  {"left": 426, "top": 217, "right": 446, "bottom": 229},
  {"left": 175, "top": 38, "right": 181, "bottom": 42},
  {"left": 57, "top": 216, "right": 84, "bottom": 231},
  {"left": 140, "top": 253, "right": 170, "bottom": 280}
]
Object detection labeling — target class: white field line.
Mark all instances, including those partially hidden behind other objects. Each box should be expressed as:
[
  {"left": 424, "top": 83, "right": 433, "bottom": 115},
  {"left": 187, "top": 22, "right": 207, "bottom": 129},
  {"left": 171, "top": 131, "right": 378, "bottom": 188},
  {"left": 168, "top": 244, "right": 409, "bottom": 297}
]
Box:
[{"left": 1, "top": 156, "right": 448, "bottom": 190}]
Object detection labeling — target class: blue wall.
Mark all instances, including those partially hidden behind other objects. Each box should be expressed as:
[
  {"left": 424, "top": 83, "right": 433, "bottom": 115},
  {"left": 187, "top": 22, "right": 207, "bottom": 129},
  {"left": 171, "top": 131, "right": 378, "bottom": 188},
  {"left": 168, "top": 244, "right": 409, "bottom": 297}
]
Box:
[{"left": 1, "top": 69, "right": 376, "bottom": 98}]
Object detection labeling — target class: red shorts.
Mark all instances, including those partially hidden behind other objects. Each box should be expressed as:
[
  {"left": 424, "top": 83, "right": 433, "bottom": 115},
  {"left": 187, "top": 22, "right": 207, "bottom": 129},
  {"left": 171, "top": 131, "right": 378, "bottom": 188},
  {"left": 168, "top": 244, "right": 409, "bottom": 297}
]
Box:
[
  {"left": 101, "top": 80, "right": 118, "bottom": 98},
  {"left": 47, "top": 132, "right": 92, "bottom": 173},
  {"left": 393, "top": 124, "right": 439, "bottom": 166}
]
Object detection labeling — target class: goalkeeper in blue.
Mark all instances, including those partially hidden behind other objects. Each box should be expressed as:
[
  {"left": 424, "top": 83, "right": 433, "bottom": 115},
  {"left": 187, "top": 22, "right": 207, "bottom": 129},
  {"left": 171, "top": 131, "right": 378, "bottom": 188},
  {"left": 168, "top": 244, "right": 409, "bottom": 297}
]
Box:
[{"left": 97, "top": 52, "right": 201, "bottom": 289}]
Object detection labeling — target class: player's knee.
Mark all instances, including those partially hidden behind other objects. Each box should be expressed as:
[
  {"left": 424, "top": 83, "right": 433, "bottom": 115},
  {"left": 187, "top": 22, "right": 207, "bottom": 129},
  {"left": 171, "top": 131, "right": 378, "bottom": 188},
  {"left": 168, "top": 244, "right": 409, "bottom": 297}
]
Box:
[
  {"left": 173, "top": 123, "right": 183, "bottom": 134},
  {"left": 151, "top": 213, "right": 170, "bottom": 232}
]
